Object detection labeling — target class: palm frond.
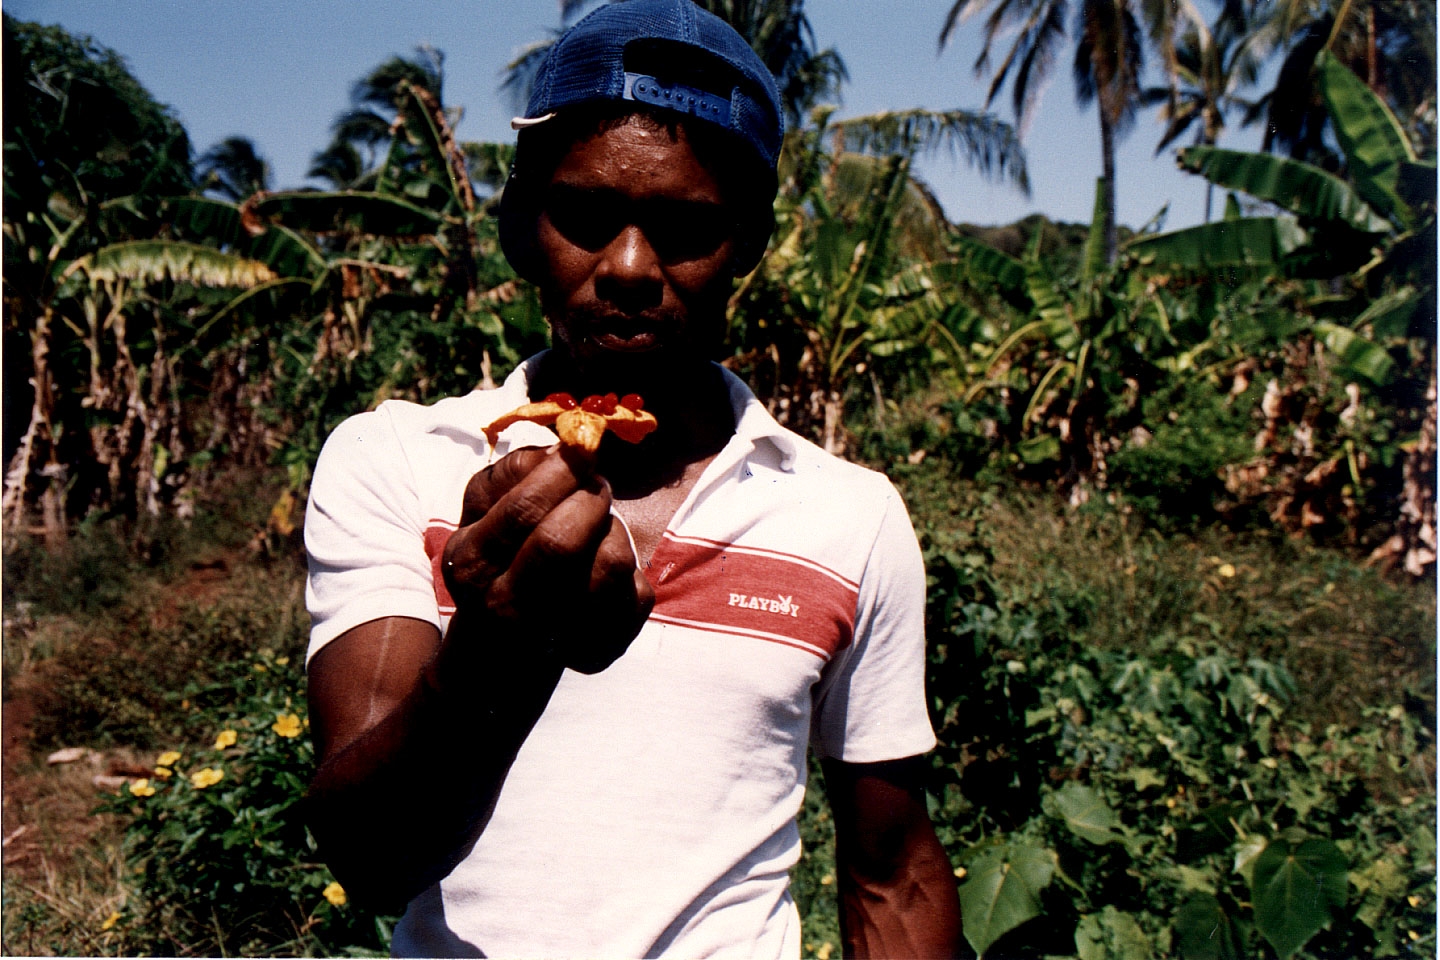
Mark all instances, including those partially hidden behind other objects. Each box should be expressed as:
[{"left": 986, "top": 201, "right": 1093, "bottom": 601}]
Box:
[{"left": 830, "top": 108, "right": 1030, "bottom": 194}]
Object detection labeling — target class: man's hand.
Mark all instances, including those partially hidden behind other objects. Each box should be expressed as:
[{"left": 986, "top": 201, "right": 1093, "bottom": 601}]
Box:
[{"left": 439, "top": 445, "right": 655, "bottom": 675}]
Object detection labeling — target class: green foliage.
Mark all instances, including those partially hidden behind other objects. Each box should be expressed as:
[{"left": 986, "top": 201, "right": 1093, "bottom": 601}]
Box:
[
  {"left": 95, "top": 650, "right": 394, "bottom": 957},
  {"left": 1107, "top": 379, "right": 1255, "bottom": 527},
  {"left": 908, "top": 478, "right": 1436, "bottom": 959}
]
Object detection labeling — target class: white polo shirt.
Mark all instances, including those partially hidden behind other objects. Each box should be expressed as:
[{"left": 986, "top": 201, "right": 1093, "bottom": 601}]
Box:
[{"left": 305, "top": 355, "right": 935, "bottom": 959}]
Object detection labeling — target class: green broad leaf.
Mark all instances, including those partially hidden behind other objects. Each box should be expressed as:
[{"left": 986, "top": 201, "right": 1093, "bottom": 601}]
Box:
[
  {"left": 1127, "top": 218, "right": 1310, "bottom": 272},
  {"left": 1355, "top": 286, "right": 1424, "bottom": 340},
  {"left": 71, "top": 240, "right": 278, "bottom": 288},
  {"left": 1171, "top": 864, "right": 1217, "bottom": 894},
  {"left": 1314, "top": 322, "right": 1396, "bottom": 386},
  {"left": 1174, "top": 893, "right": 1242, "bottom": 960},
  {"left": 1223, "top": 192, "right": 1242, "bottom": 221},
  {"left": 1395, "top": 160, "right": 1437, "bottom": 213},
  {"left": 1016, "top": 434, "right": 1061, "bottom": 464},
  {"left": 1175, "top": 145, "right": 1390, "bottom": 234},
  {"left": 1232, "top": 832, "right": 1268, "bottom": 886},
  {"left": 1250, "top": 835, "right": 1348, "bottom": 958},
  {"left": 958, "top": 844, "right": 1058, "bottom": 958},
  {"left": 165, "top": 196, "right": 325, "bottom": 277},
  {"left": 1081, "top": 177, "right": 1108, "bottom": 285},
  {"left": 1129, "top": 767, "right": 1166, "bottom": 792},
  {"left": 1047, "top": 781, "right": 1124, "bottom": 845},
  {"left": 1317, "top": 50, "right": 1416, "bottom": 227},
  {"left": 247, "top": 190, "right": 444, "bottom": 237},
  {"left": 1075, "top": 907, "right": 1151, "bottom": 960},
  {"left": 952, "top": 234, "right": 1031, "bottom": 309}
]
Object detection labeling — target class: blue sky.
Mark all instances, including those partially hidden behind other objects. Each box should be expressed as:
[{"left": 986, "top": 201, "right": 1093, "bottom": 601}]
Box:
[{"left": 9, "top": 0, "right": 1270, "bottom": 230}]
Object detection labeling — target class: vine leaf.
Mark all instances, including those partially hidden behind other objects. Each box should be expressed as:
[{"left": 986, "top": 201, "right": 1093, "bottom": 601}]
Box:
[
  {"left": 1174, "top": 894, "right": 1242, "bottom": 960},
  {"left": 1250, "top": 834, "right": 1348, "bottom": 958},
  {"left": 1075, "top": 906, "right": 1151, "bottom": 960},
  {"left": 958, "top": 844, "right": 1057, "bottom": 957},
  {"left": 1048, "top": 782, "right": 1124, "bottom": 845}
]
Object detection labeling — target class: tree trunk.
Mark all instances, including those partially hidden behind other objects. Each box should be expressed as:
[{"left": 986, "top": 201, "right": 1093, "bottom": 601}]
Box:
[
  {"left": 821, "top": 390, "right": 845, "bottom": 457},
  {"left": 1099, "top": 108, "right": 1118, "bottom": 264}
]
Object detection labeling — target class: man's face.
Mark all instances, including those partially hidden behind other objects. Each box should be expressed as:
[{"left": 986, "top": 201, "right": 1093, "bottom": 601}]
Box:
[{"left": 535, "top": 114, "right": 738, "bottom": 390}]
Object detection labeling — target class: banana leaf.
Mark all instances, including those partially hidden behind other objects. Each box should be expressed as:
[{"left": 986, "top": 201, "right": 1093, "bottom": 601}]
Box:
[
  {"left": 1175, "top": 146, "right": 1390, "bottom": 234},
  {"left": 1316, "top": 50, "right": 1416, "bottom": 228},
  {"left": 165, "top": 197, "right": 326, "bottom": 278},
  {"left": 246, "top": 191, "right": 444, "bottom": 237},
  {"left": 951, "top": 234, "right": 1031, "bottom": 310},
  {"left": 68, "top": 240, "right": 278, "bottom": 288},
  {"left": 1314, "top": 321, "right": 1395, "bottom": 386},
  {"left": 1127, "top": 217, "right": 1311, "bottom": 272}
]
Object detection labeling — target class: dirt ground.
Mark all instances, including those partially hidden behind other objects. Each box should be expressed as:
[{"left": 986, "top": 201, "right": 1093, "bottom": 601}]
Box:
[{"left": 1, "top": 553, "right": 243, "bottom": 953}]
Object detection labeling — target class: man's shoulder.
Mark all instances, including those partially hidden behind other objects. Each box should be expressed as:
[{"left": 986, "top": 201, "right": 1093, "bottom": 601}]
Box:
[
  {"left": 323, "top": 381, "right": 525, "bottom": 451},
  {"left": 769, "top": 425, "right": 900, "bottom": 501}
]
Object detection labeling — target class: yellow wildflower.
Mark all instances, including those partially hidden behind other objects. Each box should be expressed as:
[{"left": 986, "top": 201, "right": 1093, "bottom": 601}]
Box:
[
  {"left": 1218, "top": 563, "right": 1236, "bottom": 578},
  {"left": 322, "top": 881, "right": 347, "bottom": 906},
  {"left": 272, "top": 713, "right": 303, "bottom": 738},
  {"left": 153, "top": 766, "right": 173, "bottom": 779},
  {"left": 276, "top": 656, "right": 290, "bottom": 666},
  {"left": 100, "top": 911, "right": 121, "bottom": 931},
  {"left": 190, "top": 767, "right": 224, "bottom": 789},
  {"left": 214, "top": 729, "right": 237, "bottom": 750},
  {"left": 819, "top": 873, "right": 835, "bottom": 886},
  {"left": 129, "top": 779, "right": 156, "bottom": 797},
  {"left": 253, "top": 663, "right": 268, "bottom": 673},
  {"left": 953, "top": 866, "right": 967, "bottom": 880},
  {"left": 157, "top": 750, "right": 182, "bottom": 767},
  {"left": 817, "top": 942, "right": 834, "bottom": 960}
]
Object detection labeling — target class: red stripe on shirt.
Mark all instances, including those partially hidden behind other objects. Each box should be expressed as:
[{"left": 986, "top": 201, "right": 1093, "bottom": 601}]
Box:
[
  {"left": 647, "top": 535, "right": 856, "bottom": 660},
  {"left": 424, "top": 522, "right": 456, "bottom": 612}
]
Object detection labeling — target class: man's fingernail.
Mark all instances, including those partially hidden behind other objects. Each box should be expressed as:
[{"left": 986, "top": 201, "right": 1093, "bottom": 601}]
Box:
[{"left": 545, "top": 442, "right": 561, "bottom": 455}]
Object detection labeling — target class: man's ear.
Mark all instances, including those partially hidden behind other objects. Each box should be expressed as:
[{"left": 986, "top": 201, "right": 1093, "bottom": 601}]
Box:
[
  {"left": 729, "top": 204, "right": 774, "bottom": 277},
  {"left": 498, "top": 172, "right": 545, "bottom": 284}
]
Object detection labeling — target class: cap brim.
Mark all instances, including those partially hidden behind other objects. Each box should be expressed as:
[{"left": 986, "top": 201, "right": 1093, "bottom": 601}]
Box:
[{"left": 510, "top": 113, "right": 557, "bottom": 130}]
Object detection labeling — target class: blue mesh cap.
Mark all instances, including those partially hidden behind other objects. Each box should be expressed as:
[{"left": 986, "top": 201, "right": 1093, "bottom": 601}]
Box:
[{"left": 511, "top": 0, "right": 784, "bottom": 172}]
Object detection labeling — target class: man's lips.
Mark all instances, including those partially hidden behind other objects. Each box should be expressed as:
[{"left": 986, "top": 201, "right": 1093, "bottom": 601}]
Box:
[{"left": 580, "top": 313, "right": 671, "bottom": 352}]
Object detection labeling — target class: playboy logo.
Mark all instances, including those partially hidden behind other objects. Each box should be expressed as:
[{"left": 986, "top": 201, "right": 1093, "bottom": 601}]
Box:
[{"left": 727, "top": 593, "right": 800, "bottom": 618}]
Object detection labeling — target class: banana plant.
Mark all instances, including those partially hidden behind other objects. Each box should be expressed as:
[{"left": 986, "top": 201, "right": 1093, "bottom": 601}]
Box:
[
  {"left": 956, "top": 177, "right": 1182, "bottom": 477},
  {"left": 1128, "top": 51, "right": 1434, "bottom": 386}
]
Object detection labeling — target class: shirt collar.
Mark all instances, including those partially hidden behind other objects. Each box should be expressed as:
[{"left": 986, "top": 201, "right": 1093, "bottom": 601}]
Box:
[{"left": 500, "top": 353, "right": 799, "bottom": 473}]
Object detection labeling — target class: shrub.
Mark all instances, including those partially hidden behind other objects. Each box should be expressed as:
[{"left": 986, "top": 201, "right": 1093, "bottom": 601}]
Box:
[
  {"left": 96, "top": 649, "right": 395, "bottom": 957},
  {"left": 916, "top": 490, "right": 1436, "bottom": 959}
]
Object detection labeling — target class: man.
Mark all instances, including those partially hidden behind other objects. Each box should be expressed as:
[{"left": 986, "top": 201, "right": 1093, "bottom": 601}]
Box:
[{"left": 304, "top": 1, "right": 963, "bottom": 956}]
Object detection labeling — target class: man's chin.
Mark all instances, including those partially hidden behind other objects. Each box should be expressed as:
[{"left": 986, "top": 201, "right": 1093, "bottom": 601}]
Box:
[{"left": 567, "top": 340, "right": 712, "bottom": 396}]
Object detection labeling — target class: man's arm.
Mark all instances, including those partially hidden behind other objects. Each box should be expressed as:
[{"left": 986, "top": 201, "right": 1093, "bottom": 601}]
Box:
[
  {"left": 822, "top": 756, "right": 967, "bottom": 960},
  {"left": 305, "top": 445, "right": 653, "bottom": 910}
]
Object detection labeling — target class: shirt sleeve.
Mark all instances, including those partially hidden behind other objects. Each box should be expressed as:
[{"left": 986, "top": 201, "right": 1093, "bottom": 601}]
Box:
[
  {"left": 304, "top": 406, "right": 442, "bottom": 662},
  {"left": 810, "top": 483, "right": 936, "bottom": 763}
]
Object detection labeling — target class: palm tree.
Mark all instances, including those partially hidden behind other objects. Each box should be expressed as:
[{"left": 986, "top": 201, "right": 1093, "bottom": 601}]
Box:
[
  {"left": 196, "top": 136, "right": 271, "bottom": 201},
  {"left": 1245, "top": 0, "right": 1436, "bottom": 165},
  {"left": 1147, "top": 4, "right": 1264, "bottom": 220},
  {"left": 309, "top": 45, "right": 448, "bottom": 189},
  {"left": 502, "top": 0, "right": 847, "bottom": 130},
  {"left": 939, "top": 0, "right": 1164, "bottom": 264}
]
